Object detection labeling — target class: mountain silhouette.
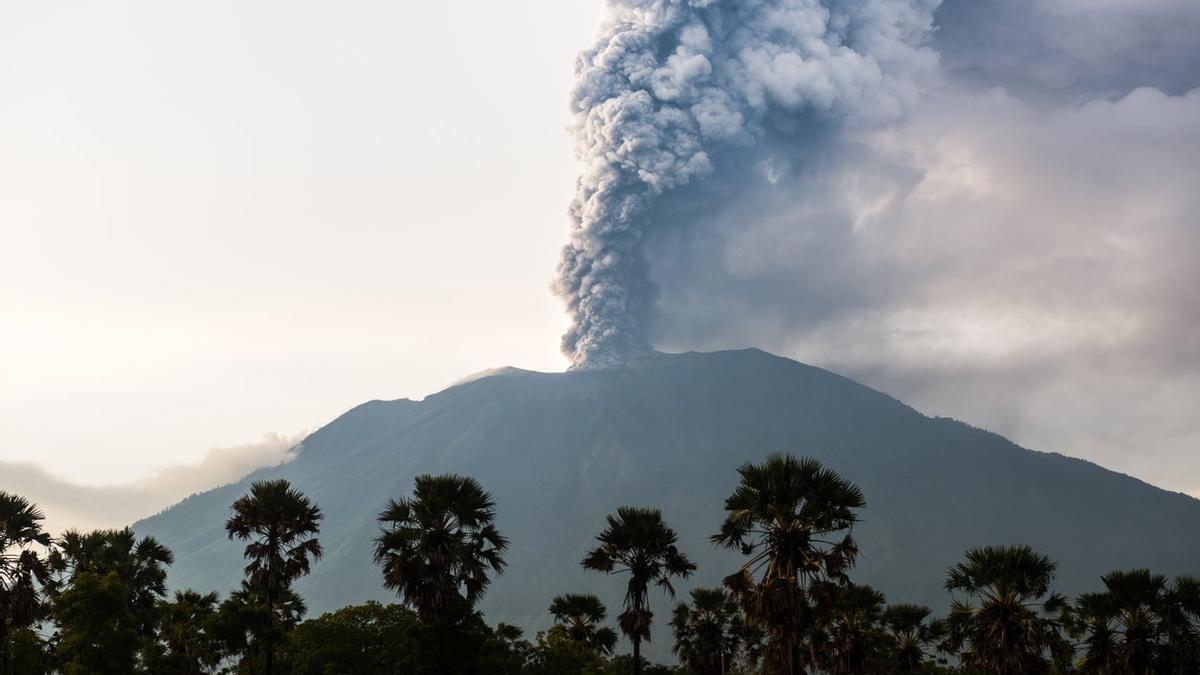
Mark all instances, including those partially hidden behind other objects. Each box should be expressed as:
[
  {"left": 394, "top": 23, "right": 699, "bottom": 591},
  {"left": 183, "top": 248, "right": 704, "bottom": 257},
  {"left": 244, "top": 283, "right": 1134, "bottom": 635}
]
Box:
[{"left": 135, "top": 349, "right": 1200, "bottom": 658}]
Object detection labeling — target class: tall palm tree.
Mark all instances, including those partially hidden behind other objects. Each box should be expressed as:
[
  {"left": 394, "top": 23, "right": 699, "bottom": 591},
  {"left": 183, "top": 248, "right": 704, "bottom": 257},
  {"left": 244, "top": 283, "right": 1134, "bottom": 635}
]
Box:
[
  {"left": 225, "top": 478, "right": 323, "bottom": 675},
  {"left": 549, "top": 593, "right": 618, "bottom": 654},
  {"left": 881, "top": 603, "right": 943, "bottom": 674},
  {"left": 670, "top": 587, "right": 743, "bottom": 675},
  {"left": 711, "top": 453, "right": 865, "bottom": 675},
  {"left": 0, "top": 492, "right": 52, "bottom": 675},
  {"left": 582, "top": 506, "right": 695, "bottom": 675},
  {"left": 374, "top": 474, "right": 508, "bottom": 624},
  {"left": 943, "top": 544, "right": 1072, "bottom": 675}
]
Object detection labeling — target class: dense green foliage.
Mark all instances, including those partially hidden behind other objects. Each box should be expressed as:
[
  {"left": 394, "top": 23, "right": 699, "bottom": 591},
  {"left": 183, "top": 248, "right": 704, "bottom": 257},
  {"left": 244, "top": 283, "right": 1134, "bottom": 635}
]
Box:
[{"left": 2, "top": 454, "right": 1198, "bottom": 674}]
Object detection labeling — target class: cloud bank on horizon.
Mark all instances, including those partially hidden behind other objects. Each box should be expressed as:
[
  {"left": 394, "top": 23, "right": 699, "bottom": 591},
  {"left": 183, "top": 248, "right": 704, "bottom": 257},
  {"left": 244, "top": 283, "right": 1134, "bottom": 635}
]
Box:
[
  {"left": 0, "top": 432, "right": 304, "bottom": 533},
  {"left": 556, "top": 0, "right": 1200, "bottom": 490}
]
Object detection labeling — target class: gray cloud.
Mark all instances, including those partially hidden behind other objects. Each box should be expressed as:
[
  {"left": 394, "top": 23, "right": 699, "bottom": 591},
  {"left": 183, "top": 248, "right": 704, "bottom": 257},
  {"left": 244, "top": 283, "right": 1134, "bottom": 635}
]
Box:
[
  {"left": 555, "top": 0, "right": 943, "bottom": 367},
  {"left": 558, "top": 0, "right": 1200, "bottom": 493},
  {"left": 0, "top": 432, "right": 305, "bottom": 534},
  {"left": 933, "top": 0, "right": 1200, "bottom": 100},
  {"left": 654, "top": 86, "right": 1200, "bottom": 492}
]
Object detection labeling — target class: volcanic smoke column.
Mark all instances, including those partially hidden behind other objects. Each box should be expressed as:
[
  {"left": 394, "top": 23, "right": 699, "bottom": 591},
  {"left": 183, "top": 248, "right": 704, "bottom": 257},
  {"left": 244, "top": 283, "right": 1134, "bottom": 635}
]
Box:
[{"left": 554, "top": 0, "right": 940, "bottom": 368}]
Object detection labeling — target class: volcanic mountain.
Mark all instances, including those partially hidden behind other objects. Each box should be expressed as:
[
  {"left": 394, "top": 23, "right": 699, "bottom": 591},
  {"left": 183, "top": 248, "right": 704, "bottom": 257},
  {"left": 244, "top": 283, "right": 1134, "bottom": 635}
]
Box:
[{"left": 135, "top": 349, "right": 1200, "bottom": 656}]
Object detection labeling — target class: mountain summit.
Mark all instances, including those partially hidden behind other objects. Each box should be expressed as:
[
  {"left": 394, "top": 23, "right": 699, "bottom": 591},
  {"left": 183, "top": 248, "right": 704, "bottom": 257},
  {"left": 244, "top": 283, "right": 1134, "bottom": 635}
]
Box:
[{"left": 135, "top": 349, "right": 1200, "bottom": 654}]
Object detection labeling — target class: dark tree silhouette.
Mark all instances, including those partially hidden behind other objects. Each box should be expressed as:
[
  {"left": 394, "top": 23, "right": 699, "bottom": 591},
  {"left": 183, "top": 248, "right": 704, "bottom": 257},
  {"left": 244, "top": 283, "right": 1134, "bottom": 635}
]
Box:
[
  {"left": 881, "top": 603, "right": 943, "bottom": 674},
  {"left": 943, "top": 544, "right": 1071, "bottom": 675},
  {"left": 47, "top": 528, "right": 173, "bottom": 674},
  {"left": 49, "top": 527, "right": 173, "bottom": 638},
  {"left": 670, "top": 587, "right": 743, "bottom": 675},
  {"left": 1160, "top": 575, "right": 1200, "bottom": 673},
  {"left": 711, "top": 453, "right": 865, "bottom": 675},
  {"left": 148, "top": 589, "right": 222, "bottom": 675},
  {"left": 226, "top": 479, "right": 323, "bottom": 675},
  {"left": 1074, "top": 569, "right": 1166, "bottom": 674},
  {"left": 582, "top": 506, "right": 695, "bottom": 675},
  {"left": 373, "top": 474, "right": 509, "bottom": 625},
  {"left": 549, "top": 593, "right": 618, "bottom": 654},
  {"left": 818, "top": 583, "right": 886, "bottom": 675},
  {"left": 211, "top": 579, "right": 307, "bottom": 670},
  {"left": 0, "top": 492, "right": 52, "bottom": 675}
]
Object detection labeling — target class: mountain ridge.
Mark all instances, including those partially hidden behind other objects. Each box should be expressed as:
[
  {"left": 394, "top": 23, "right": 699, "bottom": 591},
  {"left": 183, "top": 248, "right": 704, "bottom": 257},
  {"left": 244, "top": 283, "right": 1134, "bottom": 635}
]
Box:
[{"left": 134, "top": 348, "right": 1200, "bottom": 658}]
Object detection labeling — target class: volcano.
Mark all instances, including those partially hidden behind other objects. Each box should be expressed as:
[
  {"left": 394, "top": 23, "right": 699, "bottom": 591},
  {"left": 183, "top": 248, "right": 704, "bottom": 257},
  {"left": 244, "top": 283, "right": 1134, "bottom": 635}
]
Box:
[{"left": 135, "top": 349, "right": 1200, "bottom": 657}]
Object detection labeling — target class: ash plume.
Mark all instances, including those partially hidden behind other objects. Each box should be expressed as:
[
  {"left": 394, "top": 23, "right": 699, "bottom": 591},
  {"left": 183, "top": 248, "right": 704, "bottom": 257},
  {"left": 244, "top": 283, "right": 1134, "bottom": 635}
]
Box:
[{"left": 555, "top": 0, "right": 941, "bottom": 367}]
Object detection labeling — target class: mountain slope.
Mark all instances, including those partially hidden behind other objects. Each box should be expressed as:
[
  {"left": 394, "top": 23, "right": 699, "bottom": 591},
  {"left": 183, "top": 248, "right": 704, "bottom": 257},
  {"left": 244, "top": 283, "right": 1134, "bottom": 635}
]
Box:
[{"left": 135, "top": 349, "right": 1200, "bottom": 656}]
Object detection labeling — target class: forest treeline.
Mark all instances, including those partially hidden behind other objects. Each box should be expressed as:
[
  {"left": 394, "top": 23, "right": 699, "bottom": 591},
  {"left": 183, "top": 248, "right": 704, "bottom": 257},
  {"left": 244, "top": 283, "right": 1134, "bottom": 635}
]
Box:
[{"left": 1, "top": 453, "right": 1198, "bottom": 675}]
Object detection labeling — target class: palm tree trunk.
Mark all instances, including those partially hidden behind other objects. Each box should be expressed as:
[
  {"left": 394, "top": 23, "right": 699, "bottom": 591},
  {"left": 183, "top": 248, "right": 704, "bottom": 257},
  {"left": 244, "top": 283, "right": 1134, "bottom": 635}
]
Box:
[
  {"left": 1, "top": 620, "right": 9, "bottom": 675},
  {"left": 434, "top": 618, "right": 445, "bottom": 674},
  {"left": 266, "top": 582, "right": 275, "bottom": 675},
  {"left": 633, "top": 635, "right": 641, "bottom": 675},
  {"left": 788, "top": 634, "right": 796, "bottom": 675}
]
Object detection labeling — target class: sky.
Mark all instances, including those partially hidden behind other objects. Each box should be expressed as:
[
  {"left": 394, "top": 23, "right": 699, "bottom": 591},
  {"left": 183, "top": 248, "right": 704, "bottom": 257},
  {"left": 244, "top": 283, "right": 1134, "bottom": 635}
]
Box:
[{"left": 2, "top": 0, "right": 1198, "bottom": 532}]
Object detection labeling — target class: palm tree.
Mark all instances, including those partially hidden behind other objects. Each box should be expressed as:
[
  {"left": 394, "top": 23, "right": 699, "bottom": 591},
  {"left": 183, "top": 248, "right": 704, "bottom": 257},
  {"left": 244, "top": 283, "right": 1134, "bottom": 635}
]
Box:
[
  {"left": 225, "top": 479, "right": 323, "bottom": 675},
  {"left": 211, "top": 579, "right": 306, "bottom": 670},
  {"left": 1074, "top": 569, "right": 1167, "bottom": 674},
  {"left": 374, "top": 474, "right": 508, "bottom": 624},
  {"left": 711, "top": 453, "right": 865, "bottom": 675},
  {"left": 1074, "top": 569, "right": 1200, "bottom": 674},
  {"left": 819, "top": 583, "right": 886, "bottom": 675},
  {"left": 153, "top": 589, "right": 221, "bottom": 675},
  {"left": 549, "top": 593, "right": 618, "bottom": 654},
  {"left": 49, "top": 527, "right": 174, "bottom": 637},
  {"left": 1160, "top": 575, "right": 1200, "bottom": 674},
  {"left": 582, "top": 506, "right": 695, "bottom": 675},
  {"left": 881, "top": 603, "right": 943, "bottom": 674},
  {"left": 0, "top": 492, "right": 52, "bottom": 675},
  {"left": 670, "top": 587, "right": 743, "bottom": 675},
  {"left": 943, "top": 544, "right": 1072, "bottom": 675},
  {"left": 46, "top": 528, "right": 174, "bottom": 673}
]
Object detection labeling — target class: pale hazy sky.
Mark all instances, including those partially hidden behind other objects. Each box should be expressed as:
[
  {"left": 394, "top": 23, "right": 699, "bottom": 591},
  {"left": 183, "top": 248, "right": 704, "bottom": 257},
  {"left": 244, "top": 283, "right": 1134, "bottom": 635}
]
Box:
[
  {"left": 2, "top": 1, "right": 593, "bottom": 487},
  {"left": 2, "top": 0, "right": 1198, "bottom": 530}
]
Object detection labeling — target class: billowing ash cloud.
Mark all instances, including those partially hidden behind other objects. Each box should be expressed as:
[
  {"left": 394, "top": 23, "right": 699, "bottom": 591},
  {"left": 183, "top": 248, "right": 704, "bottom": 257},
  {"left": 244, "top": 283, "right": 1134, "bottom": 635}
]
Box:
[
  {"left": 556, "top": 0, "right": 941, "bottom": 367},
  {"left": 556, "top": 0, "right": 1200, "bottom": 495}
]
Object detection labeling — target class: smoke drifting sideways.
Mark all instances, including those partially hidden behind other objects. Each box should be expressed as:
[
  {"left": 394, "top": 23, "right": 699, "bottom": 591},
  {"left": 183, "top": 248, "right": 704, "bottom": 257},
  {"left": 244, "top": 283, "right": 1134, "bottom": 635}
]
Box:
[
  {"left": 551, "top": 0, "right": 1200, "bottom": 492},
  {"left": 555, "top": 0, "right": 941, "bottom": 367},
  {"left": 0, "top": 433, "right": 305, "bottom": 533}
]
